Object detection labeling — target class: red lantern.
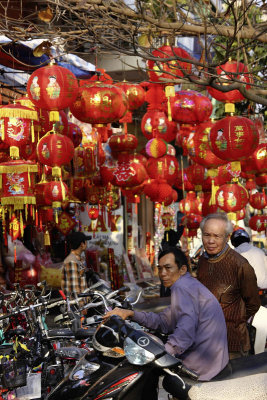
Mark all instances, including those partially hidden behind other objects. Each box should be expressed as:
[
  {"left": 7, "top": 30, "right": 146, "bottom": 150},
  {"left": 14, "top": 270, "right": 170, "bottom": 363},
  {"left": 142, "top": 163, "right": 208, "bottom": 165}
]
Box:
[
  {"left": 187, "top": 121, "right": 225, "bottom": 168},
  {"left": 207, "top": 60, "right": 252, "bottom": 103},
  {"left": 245, "top": 178, "right": 257, "bottom": 192},
  {"left": 73, "top": 145, "right": 98, "bottom": 178},
  {"left": 216, "top": 162, "right": 241, "bottom": 185},
  {"left": 255, "top": 174, "right": 267, "bottom": 187},
  {"left": 145, "top": 138, "right": 167, "bottom": 158},
  {"left": 116, "top": 82, "right": 145, "bottom": 111},
  {"left": 182, "top": 213, "right": 202, "bottom": 230},
  {"left": 249, "top": 215, "right": 267, "bottom": 232},
  {"left": 66, "top": 122, "right": 83, "bottom": 148},
  {"left": 0, "top": 104, "right": 38, "bottom": 148},
  {"left": 113, "top": 154, "right": 148, "bottom": 188},
  {"left": 202, "top": 193, "right": 221, "bottom": 216},
  {"left": 27, "top": 64, "right": 79, "bottom": 111},
  {"left": 87, "top": 207, "right": 99, "bottom": 220},
  {"left": 44, "top": 180, "right": 68, "bottom": 205},
  {"left": 141, "top": 110, "right": 177, "bottom": 142},
  {"left": 209, "top": 116, "right": 259, "bottom": 161},
  {"left": 147, "top": 45, "right": 192, "bottom": 82},
  {"left": 69, "top": 83, "right": 128, "bottom": 124},
  {"left": 235, "top": 208, "right": 246, "bottom": 221},
  {"left": 175, "top": 123, "right": 196, "bottom": 155},
  {"left": 186, "top": 164, "right": 206, "bottom": 189},
  {"left": 146, "top": 155, "right": 179, "bottom": 185},
  {"left": 37, "top": 132, "right": 74, "bottom": 167},
  {"left": 170, "top": 90, "right": 212, "bottom": 124},
  {"left": 216, "top": 183, "right": 249, "bottom": 212},
  {"left": 109, "top": 134, "right": 138, "bottom": 155},
  {"left": 251, "top": 144, "right": 267, "bottom": 173},
  {"left": 179, "top": 191, "right": 202, "bottom": 215},
  {"left": 174, "top": 170, "right": 195, "bottom": 191},
  {"left": 144, "top": 179, "right": 173, "bottom": 203},
  {"left": 249, "top": 191, "right": 267, "bottom": 210}
]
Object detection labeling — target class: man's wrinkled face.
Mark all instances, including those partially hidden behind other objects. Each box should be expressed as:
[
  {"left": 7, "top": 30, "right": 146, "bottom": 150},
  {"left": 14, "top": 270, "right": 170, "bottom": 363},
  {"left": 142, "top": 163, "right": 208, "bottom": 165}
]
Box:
[
  {"left": 202, "top": 219, "right": 229, "bottom": 255},
  {"left": 158, "top": 253, "right": 184, "bottom": 288}
]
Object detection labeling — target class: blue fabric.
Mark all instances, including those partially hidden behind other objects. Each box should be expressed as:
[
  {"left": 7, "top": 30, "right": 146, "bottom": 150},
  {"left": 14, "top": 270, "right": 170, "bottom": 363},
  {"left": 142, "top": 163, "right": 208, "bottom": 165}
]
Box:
[{"left": 133, "top": 273, "right": 229, "bottom": 381}]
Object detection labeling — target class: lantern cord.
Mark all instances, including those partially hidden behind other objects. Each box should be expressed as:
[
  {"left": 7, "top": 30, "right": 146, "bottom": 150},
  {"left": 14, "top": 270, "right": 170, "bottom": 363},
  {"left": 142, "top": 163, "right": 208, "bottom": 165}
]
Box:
[{"left": 180, "top": 155, "right": 185, "bottom": 199}]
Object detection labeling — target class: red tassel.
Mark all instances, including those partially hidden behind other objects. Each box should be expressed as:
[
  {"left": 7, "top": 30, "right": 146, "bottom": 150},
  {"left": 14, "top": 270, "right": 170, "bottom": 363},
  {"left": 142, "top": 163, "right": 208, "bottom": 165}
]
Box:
[{"left": 14, "top": 245, "right": 17, "bottom": 264}]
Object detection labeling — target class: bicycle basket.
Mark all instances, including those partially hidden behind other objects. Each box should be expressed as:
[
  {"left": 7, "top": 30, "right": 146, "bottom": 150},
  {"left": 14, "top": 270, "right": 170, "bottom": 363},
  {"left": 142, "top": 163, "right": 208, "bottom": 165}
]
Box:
[{"left": 1, "top": 358, "right": 27, "bottom": 389}]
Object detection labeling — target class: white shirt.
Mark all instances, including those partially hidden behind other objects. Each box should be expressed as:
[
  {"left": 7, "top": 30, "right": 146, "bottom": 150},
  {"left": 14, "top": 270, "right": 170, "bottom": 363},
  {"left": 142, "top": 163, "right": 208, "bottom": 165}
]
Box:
[{"left": 235, "top": 242, "right": 267, "bottom": 289}]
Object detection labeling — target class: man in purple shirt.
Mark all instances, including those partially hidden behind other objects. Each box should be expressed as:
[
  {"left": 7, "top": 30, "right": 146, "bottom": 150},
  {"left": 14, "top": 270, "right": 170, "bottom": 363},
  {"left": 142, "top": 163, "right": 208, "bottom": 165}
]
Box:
[{"left": 105, "top": 247, "right": 229, "bottom": 384}]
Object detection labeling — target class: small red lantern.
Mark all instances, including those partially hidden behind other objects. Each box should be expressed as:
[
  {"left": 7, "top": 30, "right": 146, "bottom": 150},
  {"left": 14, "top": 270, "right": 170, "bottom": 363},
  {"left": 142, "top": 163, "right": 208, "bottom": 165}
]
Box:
[
  {"left": 175, "top": 123, "right": 196, "bottom": 155},
  {"left": 207, "top": 60, "right": 252, "bottom": 103},
  {"left": 27, "top": 64, "right": 79, "bottom": 112},
  {"left": 235, "top": 208, "right": 246, "bottom": 221},
  {"left": 174, "top": 170, "right": 195, "bottom": 192},
  {"left": 170, "top": 90, "right": 212, "bottom": 124},
  {"left": 146, "top": 155, "right": 179, "bottom": 185},
  {"left": 202, "top": 193, "right": 221, "bottom": 216},
  {"left": 70, "top": 83, "right": 128, "bottom": 124},
  {"left": 249, "top": 215, "right": 267, "bottom": 232},
  {"left": 141, "top": 110, "right": 177, "bottom": 142},
  {"left": 147, "top": 45, "right": 192, "bottom": 82},
  {"left": 113, "top": 154, "right": 148, "bottom": 188},
  {"left": 209, "top": 116, "right": 259, "bottom": 161},
  {"left": 251, "top": 143, "right": 267, "bottom": 173},
  {"left": 116, "top": 82, "right": 145, "bottom": 111},
  {"left": 37, "top": 131, "right": 74, "bottom": 168},
  {"left": 44, "top": 180, "right": 68, "bottom": 205},
  {"left": 182, "top": 213, "right": 202, "bottom": 230},
  {"left": 144, "top": 179, "right": 173, "bottom": 203},
  {"left": 245, "top": 178, "right": 257, "bottom": 192},
  {"left": 186, "top": 164, "right": 206, "bottom": 189},
  {"left": 179, "top": 191, "right": 202, "bottom": 215},
  {"left": 249, "top": 191, "right": 267, "bottom": 210},
  {"left": 216, "top": 183, "right": 249, "bottom": 212},
  {"left": 87, "top": 207, "right": 99, "bottom": 220},
  {"left": 109, "top": 134, "right": 138, "bottom": 155},
  {"left": 66, "top": 122, "right": 83, "bottom": 148}
]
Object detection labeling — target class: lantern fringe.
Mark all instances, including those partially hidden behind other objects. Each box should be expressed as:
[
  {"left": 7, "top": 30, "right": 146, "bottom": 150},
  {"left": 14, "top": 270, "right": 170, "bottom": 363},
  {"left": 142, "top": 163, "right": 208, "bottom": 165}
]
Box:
[
  {"left": 0, "top": 108, "right": 38, "bottom": 121},
  {"left": 49, "top": 111, "right": 60, "bottom": 122},
  {"left": 0, "top": 164, "right": 38, "bottom": 174},
  {"left": 44, "top": 230, "right": 51, "bottom": 246},
  {"left": 1, "top": 196, "right": 36, "bottom": 207},
  {"left": 20, "top": 211, "right": 24, "bottom": 237},
  {"left": 52, "top": 167, "right": 61, "bottom": 177}
]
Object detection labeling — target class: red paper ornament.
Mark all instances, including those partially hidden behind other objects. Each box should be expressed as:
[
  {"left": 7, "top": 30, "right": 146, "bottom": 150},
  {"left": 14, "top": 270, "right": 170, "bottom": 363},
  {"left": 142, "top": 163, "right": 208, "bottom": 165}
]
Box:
[
  {"left": 249, "top": 215, "right": 267, "bottom": 232},
  {"left": 37, "top": 132, "right": 74, "bottom": 167},
  {"left": 216, "top": 183, "right": 249, "bottom": 212},
  {"left": 70, "top": 83, "right": 128, "bottom": 124},
  {"left": 146, "top": 155, "right": 178, "bottom": 185},
  {"left": 141, "top": 110, "right": 177, "bottom": 141},
  {"left": 109, "top": 134, "right": 138, "bottom": 155},
  {"left": 249, "top": 191, "right": 267, "bottom": 210},
  {"left": 144, "top": 179, "right": 173, "bottom": 203},
  {"left": 209, "top": 116, "right": 259, "bottom": 161},
  {"left": 87, "top": 207, "right": 99, "bottom": 220},
  {"left": 207, "top": 60, "right": 252, "bottom": 103},
  {"left": 147, "top": 45, "right": 192, "bottom": 82},
  {"left": 186, "top": 164, "right": 206, "bottom": 189},
  {"left": 145, "top": 138, "right": 167, "bottom": 158},
  {"left": 27, "top": 64, "right": 79, "bottom": 111},
  {"left": 170, "top": 90, "right": 212, "bottom": 124}
]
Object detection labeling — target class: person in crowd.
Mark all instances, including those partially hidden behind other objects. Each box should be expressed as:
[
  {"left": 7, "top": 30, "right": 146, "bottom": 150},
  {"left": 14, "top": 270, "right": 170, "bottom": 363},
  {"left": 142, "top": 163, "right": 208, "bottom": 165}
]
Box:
[
  {"left": 105, "top": 246, "right": 229, "bottom": 387},
  {"left": 230, "top": 228, "right": 267, "bottom": 289},
  {"left": 197, "top": 213, "right": 261, "bottom": 359},
  {"left": 61, "top": 231, "right": 91, "bottom": 299}
]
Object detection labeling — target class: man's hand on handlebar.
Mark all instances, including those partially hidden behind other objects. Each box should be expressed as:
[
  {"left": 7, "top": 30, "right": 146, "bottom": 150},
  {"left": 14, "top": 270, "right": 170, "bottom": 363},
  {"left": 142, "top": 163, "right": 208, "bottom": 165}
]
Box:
[{"left": 104, "top": 307, "right": 134, "bottom": 321}]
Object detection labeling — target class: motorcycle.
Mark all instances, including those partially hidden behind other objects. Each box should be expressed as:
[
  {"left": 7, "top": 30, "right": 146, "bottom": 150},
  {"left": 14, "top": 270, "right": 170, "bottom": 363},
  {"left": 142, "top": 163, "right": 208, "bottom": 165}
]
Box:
[{"left": 46, "top": 314, "right": 267, "bottom": 400}]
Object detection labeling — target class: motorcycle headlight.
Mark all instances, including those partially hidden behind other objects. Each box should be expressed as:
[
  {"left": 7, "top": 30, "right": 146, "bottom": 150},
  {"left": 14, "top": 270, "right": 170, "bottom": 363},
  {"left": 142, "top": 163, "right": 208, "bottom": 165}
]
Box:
[
  {"left": 123, "top": 337, "right": 155, "bottom": 365},
  {"left": 70, "top": 355, "right": 100, "bottom": 381}
]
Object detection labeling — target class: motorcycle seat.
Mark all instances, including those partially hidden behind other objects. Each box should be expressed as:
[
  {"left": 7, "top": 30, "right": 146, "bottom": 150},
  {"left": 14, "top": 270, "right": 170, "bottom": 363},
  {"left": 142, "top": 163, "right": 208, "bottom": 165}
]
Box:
[
  {"left": 47, "top": 328, "right": 75, "bottom": 338},
  {"left": 74, "top": 328, "right": 96, "bottom": 340}
]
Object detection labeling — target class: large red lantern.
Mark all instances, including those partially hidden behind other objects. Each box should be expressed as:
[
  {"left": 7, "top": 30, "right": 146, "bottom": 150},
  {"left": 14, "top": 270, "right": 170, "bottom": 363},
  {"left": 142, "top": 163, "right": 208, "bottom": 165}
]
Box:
[
  {"left": 70, "top": 83, "right": 128, "bottom": 124},
  {"left": 209, "top": 116, "right": 259, "bottom": 161},
  {"left": 141, "top": 110, "right": 177, "bottom": 142},
  {"left": 144, "top": 179, "right": 173, "bottom": 203},
  {"left": 37, "top": 131, "right": 74, "bottom": 168},
  {"left": 27, "top": 64, "right": 79, "bottom": 112},
  {"left": 249, "top": 191, "right": 267, "bottom": 210},
  {"left": 170, "top": 90, "right": 212, "bottom": 124},
  {"left": 249, "top": 215, "right": 267, "bottom": 232},
  {"left": 113, "top": 154, "right": 148, "bottom": 188},
  {"left": 146, "top": 155, "right": 179, "bottom": 185},
  {"left": 207, "top": 60, "right": 252, "bottom": 103},
  {"left": 109, "top": 134, "right": 138, "bottom": 155},
  {"left": 216, "top": 183, "right": 249, "bottom": 212},
  {"left": 147, "top": 45, "right": 192, "bottom": 82},
  {"left": 116, "top": 82, "right": 145, "bottom": 111},
  {"left": 179, "top": 191, "right": 202, "bottom": 215},
  {"left": 187, "top": 121, "right": 225, "bottom": 168}
]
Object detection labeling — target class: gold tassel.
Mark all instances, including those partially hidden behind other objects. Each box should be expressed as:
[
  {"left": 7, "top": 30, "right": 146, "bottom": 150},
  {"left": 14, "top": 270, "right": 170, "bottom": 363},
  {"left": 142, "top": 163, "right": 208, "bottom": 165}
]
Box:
[
  {"left": 52, "top": 167, "right": 61, "bottom": 178},
  {"left": 225, "top": 103, "right": 235, "bottom": 114},
  {"left": 10, "top": 146, "right": 19, "bottom": 159},
  {"left": 0, "top": 108, "right": 38, "bottom": 120},
  {"left": 20, "top": 211, "right": 24, "bottom": 237},
  {"left": 209, "top": 180, "right": 219, "bottom": 205},
  {"left": 49, "top": 111, "right": 60, "bottom": 122},
  {"left": 28, "top": 168, "right": 31, "bottom": 187},
  {"left": 32, "top": 206, "right": 35, "bottom": 220},
  {"left": 31, "top": 121, "right": 35, "bottom": 143},
  {"left": 165, "top": 86, "right": 175, "bottom": 121},
  {"left": 44, "top": 230, "right": 51, "bottom": 246},
  {"left": 1, "top": 123, "right": 4, "bottom": 141},
  {"left": 227, "top": 212, "right": 237, "bottom": 222},
  {"left": 25, "top": 204, "right": 28, "bottom": 221},
  {"left": 0, "top": 174, "right": 2, "bottom": 189},
  {"left": 55, "top": 209, "right": 58, "bottom": 224},
  {"left": 60, "top": 180, "right": 66, "bottom": 201}
]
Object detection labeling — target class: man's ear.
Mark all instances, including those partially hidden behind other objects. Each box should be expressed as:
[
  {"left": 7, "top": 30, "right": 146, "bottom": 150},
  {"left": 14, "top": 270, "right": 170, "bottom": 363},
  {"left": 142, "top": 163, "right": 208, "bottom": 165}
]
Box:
[{"left": 180, "top": 265, "right": 187, "bottom": 275}]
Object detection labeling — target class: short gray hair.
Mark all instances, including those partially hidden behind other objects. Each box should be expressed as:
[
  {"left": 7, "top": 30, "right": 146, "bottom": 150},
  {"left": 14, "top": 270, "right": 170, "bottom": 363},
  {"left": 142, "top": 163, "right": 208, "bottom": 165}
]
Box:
[{"left": 200, "top": 213, "right": 233, "bottom": 236}]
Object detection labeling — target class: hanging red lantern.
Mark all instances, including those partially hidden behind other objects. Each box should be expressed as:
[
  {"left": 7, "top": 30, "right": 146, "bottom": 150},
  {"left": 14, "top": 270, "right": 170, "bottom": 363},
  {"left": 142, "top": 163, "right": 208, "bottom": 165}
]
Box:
[
  {"left": 73, "top": 144, "right": 98, "bottom": 178},
  {"left": 145, "top": 138, "right": 167, "bottom": 158},
  {"left": 116, "top": 82, "right": 145, "bottom": 111},
  {"left": 109, "top": 134, "right": 138, "bottom": 156},
  {"left": 255, "top": 174, "right": 267, "bottom": 187},
  {"left": 249, "top": 191, "right": 267, "bottom": 210},
  {"left": 27, "top": 64, "right": 79, "bottom": 113},
  {"left": 250, "top": 143, "right": 267, "bottom": 173},
  {"left": 37, "top": 131, "right": 75, "bottom": 168},
  {"left": 182, "top": 213, "right": 202, "bottom": 230},
  {"left": 66, "top": 122, "right": 83, "bottom": 148},
  {"left": 216, "top": 182, "right": 249, "bottom": 212},
  {"left": 141, "top": 110, "right": 177, "bottom": 142},
  {"left": 179, "top": 191, "right": 202, "bottom": 215},
  {"left": 174, "top": 170, "right": 195, "bottom": 192},
  {"left": 202, "top": 193, "right": 221, "bottom": 216},
  {"left": 44, "top": 180, "right": 68, "bottom": 205},
  {"left": 245, "top": 178, "right": 257, "bottom": 192},
  {"left": 249, "top": 215, "right": 267, "bottom": 232},
  {"left": 209, "top": 116, "right": 259, "bottom": 161},
  {"left": 0, "top": 104, "right": 38, "bottom": 149},
  {"left": 70, "top": 82, "right": 128, "bottom": 124},
  {"left": 147, "top": 45, "right": 192, "bottom": 82},
  {"left": 170, "top": 90, "right": 212, "bottom": 124},
  {"left": 175, "top": 123, "right": 196, "bottom": 155},
  {"left": 186, "top": 164, "right": 206, "bottom": 190},
  {"left": 235, "top": 208, "right": 246, "bottom": 221},
  {"left": 113, "top": 153, "right": 148, "bottom": 188},
  {"left": 144, "top": 179, "right": 173, "bottom": 203},
  {"left": 146, "top": 155, "right": 179, "bottom": 185},
  {"left": 87, "top": 207, "right": 99, "bottom": 220},
  {"left": 207, "top": 60, "right": 252, "bottom": 103},
  {"left": 187, "top": 121, "right": 225, "bottom": 168},
  {"left": 163, "top": 189, "right": 178, "bottom": 206},
  {"left": 100, "top": 164, "right": 116, "bottom": 186}
]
